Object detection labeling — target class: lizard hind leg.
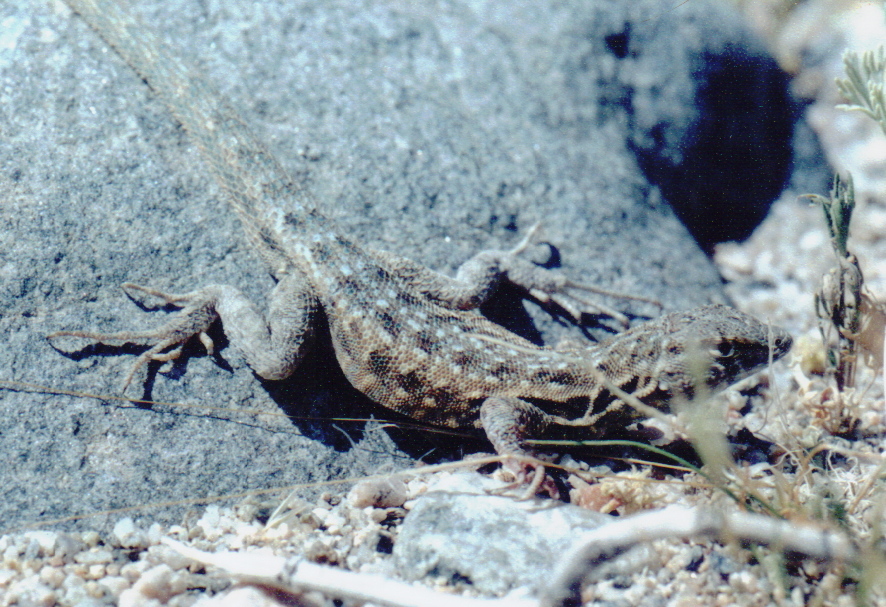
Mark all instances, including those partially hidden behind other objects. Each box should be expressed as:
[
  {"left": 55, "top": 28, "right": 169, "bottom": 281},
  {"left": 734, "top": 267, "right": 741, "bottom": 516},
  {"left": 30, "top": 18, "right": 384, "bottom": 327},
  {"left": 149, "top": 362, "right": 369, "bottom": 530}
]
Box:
[
  {"left": 47, "top": 273, "right": 318, "bottom": 393},
  {"left": 47, "top": 282, "right": 223, "bottom": 393}
]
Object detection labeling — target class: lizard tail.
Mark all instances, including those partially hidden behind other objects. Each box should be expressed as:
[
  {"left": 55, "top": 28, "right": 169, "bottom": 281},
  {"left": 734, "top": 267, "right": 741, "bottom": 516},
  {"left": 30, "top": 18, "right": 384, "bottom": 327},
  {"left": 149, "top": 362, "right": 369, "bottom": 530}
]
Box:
[{"left": 64, "top": 0, "right": 304, "bottom": 274}]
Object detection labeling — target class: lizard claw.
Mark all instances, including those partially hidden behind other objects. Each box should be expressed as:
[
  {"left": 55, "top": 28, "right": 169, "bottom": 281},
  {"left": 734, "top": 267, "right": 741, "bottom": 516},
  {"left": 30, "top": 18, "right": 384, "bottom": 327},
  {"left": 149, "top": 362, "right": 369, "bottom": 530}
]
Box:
[
  {"left": 47, "top": 283, "right": 221, "bottom": 394},
  {"left": 509, "top": 222, "right": 544, "bottom": 256},
  {"left": 493, "top": 457, "right": 560, "bottom": 500},
  {"left": 507, "top": 225, "right": 661, "bottom": 328}
]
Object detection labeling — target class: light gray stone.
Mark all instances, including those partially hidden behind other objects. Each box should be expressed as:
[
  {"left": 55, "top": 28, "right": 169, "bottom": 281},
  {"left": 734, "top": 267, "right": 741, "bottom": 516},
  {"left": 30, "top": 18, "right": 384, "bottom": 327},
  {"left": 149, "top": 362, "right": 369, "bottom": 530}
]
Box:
[{"left": 394, "top": 474, "right": 609, "bottom": 595}]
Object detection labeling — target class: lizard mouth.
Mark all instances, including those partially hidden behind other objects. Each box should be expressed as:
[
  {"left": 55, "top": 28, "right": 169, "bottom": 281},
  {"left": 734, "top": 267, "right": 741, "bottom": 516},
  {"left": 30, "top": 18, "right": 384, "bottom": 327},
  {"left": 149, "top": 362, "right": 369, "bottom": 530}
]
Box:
[{"left": 707, "top": 329, "right": 793, "bottom": 391}]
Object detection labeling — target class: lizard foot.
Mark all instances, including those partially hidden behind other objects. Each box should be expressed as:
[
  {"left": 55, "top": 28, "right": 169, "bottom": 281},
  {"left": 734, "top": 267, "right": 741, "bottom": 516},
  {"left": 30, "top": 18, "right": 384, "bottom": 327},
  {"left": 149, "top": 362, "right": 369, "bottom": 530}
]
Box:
[
  {"left": 47, "top": 282, "right": 221, "bottom": 393},
  {"left": 480, "top": 396, "right": 561, "bottom": 499},
  {"left": 495, "top": 457, "right": 560, "bottom": 500},
  {"left": 504, "top": 224, "right": 662, "bottom": 327}
]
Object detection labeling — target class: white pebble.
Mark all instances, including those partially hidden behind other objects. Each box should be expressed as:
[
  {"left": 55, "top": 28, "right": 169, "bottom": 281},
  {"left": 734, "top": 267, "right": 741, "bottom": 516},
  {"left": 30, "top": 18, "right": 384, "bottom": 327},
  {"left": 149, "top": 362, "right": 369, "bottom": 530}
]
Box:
[
  {"left": 99, "top": 575, "right": 131, "bottom": 597},
  {"left": 197, "top": 505, "right": 221, "bottom": 530},
  {"left": 167, "top": 525, "right": 188, "bottom": 539},
  {"left": 348, "top": 477, "right": 408, "bottom": 508},
  {"left": 86, "top": 564, "right": 106, "bottom": 580},
  {"left": 147, "top": 523, "right": 165, "bottom": 545},
  {"left": 84, "top": 579, "right": 105, "bottom": 598},
  {"left": 74, "top": 548, "right": 113, "bottom": 565},
  {"left": 113, "top": 518, "right": 147, "bottom": 548},
  {"left": 311, "top": 508, "right": 329, "bottom": 525},
  {"left": 61, "top": 574, "right": 88, "bottom": 603},
  {"left": 118, "top": 564, "right": 187, "bottom": 605},
  {"left": 324, "top": 511, "right": 347, "bottom": 535},
  {"left": 23, "top": 531, "right": 60, "bottom": 557},
  {"left": 147, "top": 544, "right": 193, "bottom": 571},
  {"left": 120, "top": 561, "right": 151, "bottom": 582},
  {"left": 39, "top": 566, "right": 65, "bottom": 588},
  {"left": 0, "top": 568, "right": 17, "bottom": 585}
]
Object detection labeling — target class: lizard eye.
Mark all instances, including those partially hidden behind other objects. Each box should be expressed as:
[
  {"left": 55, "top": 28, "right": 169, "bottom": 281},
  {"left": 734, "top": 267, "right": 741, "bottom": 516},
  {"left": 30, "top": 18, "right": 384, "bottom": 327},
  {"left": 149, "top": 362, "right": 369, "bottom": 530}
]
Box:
[{"left": 716, "top": 342, "right": 734, "bottom": 357}]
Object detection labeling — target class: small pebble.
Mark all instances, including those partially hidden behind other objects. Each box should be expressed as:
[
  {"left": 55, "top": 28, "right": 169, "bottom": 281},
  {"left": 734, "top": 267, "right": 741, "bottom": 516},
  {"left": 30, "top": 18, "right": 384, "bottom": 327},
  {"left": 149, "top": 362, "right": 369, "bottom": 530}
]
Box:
[
  {"left": 99, "top": 575, "right": 131, "bottom": 597},
  {"left": 74, "top": 549, "right": 113, "bottom": 565},
  {"left": 39, "top": 566, "right": 65, "bottom": 588},
  {"left": 348, "top": 477, "right": 408, "bottom": 509},
  {"left": 80, "top": 532, "right": 100, "bottom": 548},
  {"left": 113, "top": 517, "right": 148, "bottom": 549}
]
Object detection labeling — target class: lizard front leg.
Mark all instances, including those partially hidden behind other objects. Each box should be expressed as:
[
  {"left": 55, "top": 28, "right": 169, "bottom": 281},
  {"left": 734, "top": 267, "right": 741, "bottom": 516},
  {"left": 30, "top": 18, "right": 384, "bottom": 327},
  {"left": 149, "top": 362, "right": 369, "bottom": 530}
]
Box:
[{"left": 47, "top": 271, "right": 317, "bottom": 393}]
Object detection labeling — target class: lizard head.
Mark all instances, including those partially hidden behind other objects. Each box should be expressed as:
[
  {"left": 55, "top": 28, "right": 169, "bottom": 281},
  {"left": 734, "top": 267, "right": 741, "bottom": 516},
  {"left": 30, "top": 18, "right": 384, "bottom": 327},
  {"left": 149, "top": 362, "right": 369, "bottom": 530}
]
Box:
[{"left": 651, "top": 304, "right": 792, "bottom": 400}]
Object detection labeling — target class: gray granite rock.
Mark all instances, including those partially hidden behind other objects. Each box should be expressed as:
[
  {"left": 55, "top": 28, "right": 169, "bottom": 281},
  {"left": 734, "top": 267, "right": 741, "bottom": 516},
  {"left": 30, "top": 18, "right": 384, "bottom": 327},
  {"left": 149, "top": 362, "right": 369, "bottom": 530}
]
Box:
[
  {"left": 393, "top": 473, "right": 610, "bottom": 595},
  {"left": 0, "top": 0, "right": 803, "bottom": 532}
]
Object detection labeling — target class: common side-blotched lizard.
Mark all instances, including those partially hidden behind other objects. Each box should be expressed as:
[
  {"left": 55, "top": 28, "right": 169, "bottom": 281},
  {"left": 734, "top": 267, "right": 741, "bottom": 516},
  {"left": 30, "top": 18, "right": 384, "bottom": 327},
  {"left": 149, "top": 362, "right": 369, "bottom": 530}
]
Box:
[{"left": 51, "top": 0, "right": 792, "bottom": 483}]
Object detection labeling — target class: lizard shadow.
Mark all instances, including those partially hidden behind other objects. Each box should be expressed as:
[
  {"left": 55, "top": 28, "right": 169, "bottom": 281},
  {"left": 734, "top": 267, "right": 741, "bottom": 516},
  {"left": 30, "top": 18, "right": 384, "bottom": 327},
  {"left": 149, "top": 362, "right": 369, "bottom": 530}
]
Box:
[
  {"left": 482, "top": 243, "right": 651, "bottom": 344},
  {"left": 481, "top": 281, "right": 638, "bottom": 343}
]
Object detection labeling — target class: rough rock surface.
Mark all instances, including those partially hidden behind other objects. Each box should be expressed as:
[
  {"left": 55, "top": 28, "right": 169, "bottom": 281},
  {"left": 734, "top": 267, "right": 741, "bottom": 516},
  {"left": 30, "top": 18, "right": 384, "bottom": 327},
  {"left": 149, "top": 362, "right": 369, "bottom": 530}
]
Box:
[{"left": 0, "top": 0, "right": 802, "bottom": 532}]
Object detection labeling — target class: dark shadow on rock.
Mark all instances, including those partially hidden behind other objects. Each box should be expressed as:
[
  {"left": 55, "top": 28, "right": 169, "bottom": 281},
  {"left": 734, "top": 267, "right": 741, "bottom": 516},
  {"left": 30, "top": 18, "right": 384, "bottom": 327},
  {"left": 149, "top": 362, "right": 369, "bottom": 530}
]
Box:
[{"left": 634, "top": 47, "right": 795, "bottom": 253}]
